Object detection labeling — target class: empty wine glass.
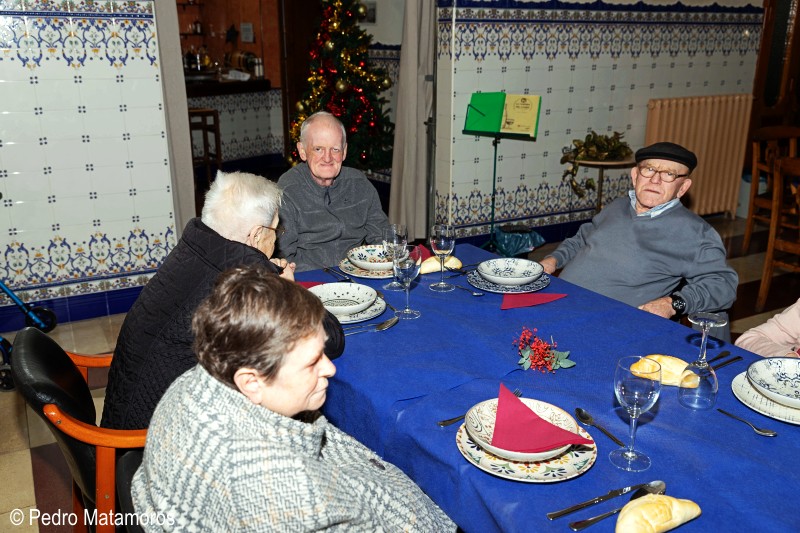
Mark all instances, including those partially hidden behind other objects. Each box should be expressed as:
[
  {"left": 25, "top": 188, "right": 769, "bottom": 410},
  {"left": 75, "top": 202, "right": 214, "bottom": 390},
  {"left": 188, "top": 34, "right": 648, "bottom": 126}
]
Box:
[
  {"left": 382, "top": 224, "right": 408, "bottom": 291},
  {"left": 429, "top": 224, "right": 455, "bottom": 292},
  {"left": 609, "top": 356, "right": 662, "bottom": 472},
  {"left": 678, "top": 312, "right": 728, "bottom": 410},
  {"left": 394, "top": 245, "right": 423, "bottom": 319}
]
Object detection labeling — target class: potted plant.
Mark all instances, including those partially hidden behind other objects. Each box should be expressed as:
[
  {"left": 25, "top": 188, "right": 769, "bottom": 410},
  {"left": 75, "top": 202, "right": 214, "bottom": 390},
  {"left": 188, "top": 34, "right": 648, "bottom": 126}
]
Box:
[{"left": 560, "top": 131, "right": 633, "bottom": 197}]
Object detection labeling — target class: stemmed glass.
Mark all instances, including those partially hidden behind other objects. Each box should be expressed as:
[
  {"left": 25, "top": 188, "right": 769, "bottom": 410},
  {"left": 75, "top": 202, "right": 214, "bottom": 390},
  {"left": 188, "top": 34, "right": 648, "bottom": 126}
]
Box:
[
  {"left": 678, "top": 312, "right": 728, "bottom": 410},
  {"left": 429, "top": 224, "right": 455, "bottom": 292},
  {"left": 609, "top": 356, "right": 662, "bottom": 472},
  {"left": 382, "top": 224, "right": 408, "bottom": 291},
  {"left": 393, "top": 245, "right": 423, "bottom": 319}
]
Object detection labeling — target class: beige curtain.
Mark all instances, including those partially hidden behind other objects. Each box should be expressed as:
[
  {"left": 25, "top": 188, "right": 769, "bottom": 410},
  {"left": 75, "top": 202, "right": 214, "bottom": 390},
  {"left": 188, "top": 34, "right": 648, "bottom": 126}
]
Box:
[{"left": 389, "top": 1, "right": 436, "bottom": 240}]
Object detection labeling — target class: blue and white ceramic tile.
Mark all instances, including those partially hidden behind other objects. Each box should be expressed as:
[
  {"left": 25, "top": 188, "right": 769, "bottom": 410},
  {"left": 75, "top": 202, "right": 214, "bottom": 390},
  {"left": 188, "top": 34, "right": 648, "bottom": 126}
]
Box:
[
  {"left": 0, "top": 0, "right": 175, "bottom": 310},
  {"left": 434, "top": 2, "right": 761, "bottom": 232}
]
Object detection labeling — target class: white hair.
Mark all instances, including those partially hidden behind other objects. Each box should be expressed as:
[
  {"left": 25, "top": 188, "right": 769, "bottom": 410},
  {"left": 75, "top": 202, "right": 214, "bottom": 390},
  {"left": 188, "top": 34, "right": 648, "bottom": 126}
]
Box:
[
  {"left": 201, "top": 171, "right": 282, "bottom": 242},
  {"left": 299, "top": 111, "right": 347, "bottom": 148}
]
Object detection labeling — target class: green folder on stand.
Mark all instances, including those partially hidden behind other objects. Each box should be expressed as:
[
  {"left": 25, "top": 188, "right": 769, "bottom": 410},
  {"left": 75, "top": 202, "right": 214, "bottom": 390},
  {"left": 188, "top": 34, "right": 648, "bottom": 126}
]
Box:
[{"left": 463, "top": 92, "right": 541, "bottom": 138}]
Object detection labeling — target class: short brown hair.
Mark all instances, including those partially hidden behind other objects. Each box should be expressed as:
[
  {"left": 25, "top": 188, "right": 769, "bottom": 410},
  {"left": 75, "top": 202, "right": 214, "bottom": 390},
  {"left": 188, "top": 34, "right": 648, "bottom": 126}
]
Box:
[{"left": 192, "top": 265, "right": 326, "bottom": 387}]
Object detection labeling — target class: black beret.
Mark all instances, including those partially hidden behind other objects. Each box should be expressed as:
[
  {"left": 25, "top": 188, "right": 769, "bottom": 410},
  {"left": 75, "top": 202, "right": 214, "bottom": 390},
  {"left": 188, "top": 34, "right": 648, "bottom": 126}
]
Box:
[{"left": 635, "top": 142, "right": 697, "bottom": 173}]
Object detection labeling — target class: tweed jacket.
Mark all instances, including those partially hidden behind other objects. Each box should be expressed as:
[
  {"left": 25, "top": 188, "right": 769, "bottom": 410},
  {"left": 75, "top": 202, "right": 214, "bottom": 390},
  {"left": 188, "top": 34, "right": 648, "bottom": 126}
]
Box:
[{"left": 132, "top": 366, "right": 455, "bottom": 532}]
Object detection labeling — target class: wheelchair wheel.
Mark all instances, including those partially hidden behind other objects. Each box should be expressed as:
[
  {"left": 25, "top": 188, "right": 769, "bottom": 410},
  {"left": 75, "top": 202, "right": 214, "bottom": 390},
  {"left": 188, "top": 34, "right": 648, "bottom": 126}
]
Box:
[
  {"left": 0, "top": 365, "right": 13, "bottom": 391},
  {"left": 25, "top": 306, "right": 57, "bottom": 333}
]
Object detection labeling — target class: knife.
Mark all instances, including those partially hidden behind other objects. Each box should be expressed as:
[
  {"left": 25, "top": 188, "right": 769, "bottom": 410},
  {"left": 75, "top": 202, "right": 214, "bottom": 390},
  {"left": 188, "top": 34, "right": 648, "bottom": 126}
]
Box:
[
  {"left": 546, "top": 482, "right": 651, "bottom": 520},
  {"left": 707, "top": 350, "right": 731, "bottom": 364},
  {"left": 711, "top": 355, "right": 743, "bottom": 371}
]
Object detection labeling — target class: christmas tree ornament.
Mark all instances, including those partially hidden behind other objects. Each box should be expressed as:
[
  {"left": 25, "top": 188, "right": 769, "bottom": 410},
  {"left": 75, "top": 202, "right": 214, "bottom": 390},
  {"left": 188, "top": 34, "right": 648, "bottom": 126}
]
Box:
[
  {"left": 335, "top": 79, "right": 349, "bottom": 92},
  {"left": 324, "top": 40, "right": 335, "bottom": 52},
  {"left": 295, "top": 101, "right": 305, "bottom": 113},
  {"left": 357, "top": 3, "right": 367, "bottom": 17},
  {"left": 381, "top": 77, "right": 392, "bottom": 89}
]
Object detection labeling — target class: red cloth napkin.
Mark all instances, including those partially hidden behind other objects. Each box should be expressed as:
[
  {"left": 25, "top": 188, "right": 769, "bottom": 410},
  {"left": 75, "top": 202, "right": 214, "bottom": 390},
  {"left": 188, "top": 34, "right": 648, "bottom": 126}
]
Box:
[
  {"left": 417, "top": 244, "right": 432, "bottom": 261},
  {"left": 297, "top": 281, "right": 325, "bottom": 289},
  {"left": 501, "top": 292, "right": 566, "bottom": 310},
  {"left": 492, "top": 384, "right": 593, "bottom": 453}
]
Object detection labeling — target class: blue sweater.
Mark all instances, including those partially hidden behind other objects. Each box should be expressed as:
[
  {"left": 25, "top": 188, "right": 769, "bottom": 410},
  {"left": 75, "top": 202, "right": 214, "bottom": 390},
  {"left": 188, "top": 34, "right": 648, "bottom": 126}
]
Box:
[{"left": 550, "top": 197, "right": 738, "bottom": 314}]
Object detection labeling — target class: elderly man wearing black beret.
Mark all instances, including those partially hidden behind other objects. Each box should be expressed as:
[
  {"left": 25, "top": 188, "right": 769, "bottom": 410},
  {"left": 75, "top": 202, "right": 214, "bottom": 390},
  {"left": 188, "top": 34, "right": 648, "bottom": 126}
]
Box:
[{"left": 540, "top": 142, "right": 738, "bottom": 334}]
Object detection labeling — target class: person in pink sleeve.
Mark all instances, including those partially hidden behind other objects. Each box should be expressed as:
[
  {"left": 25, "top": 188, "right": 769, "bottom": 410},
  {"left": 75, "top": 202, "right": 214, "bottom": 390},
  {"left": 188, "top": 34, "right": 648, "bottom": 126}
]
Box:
[{"left": 735, "top": 298, "right": 800, "bottom": 358}]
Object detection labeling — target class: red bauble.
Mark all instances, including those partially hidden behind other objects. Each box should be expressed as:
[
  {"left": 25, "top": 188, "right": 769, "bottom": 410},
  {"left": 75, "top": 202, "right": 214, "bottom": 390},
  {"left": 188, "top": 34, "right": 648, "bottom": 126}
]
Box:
[
  {"left": 369, "top": 122, "right": 375, "bottom": 127},
  {"left": 359, "top": 152, "right": 367, "bottom": 161}
]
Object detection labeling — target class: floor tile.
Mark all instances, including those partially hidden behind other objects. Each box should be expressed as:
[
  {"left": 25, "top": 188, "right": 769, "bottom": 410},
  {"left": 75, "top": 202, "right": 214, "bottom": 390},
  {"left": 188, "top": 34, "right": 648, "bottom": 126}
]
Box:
[
  {"left": 0, "top": 449, "right": 36, "bottom": 514},
  {"left": 0, "top": 391, "right": 29, "bottom": 455},
  {"left": 0, "top": 506, "right": 40, "bottom": 532}
]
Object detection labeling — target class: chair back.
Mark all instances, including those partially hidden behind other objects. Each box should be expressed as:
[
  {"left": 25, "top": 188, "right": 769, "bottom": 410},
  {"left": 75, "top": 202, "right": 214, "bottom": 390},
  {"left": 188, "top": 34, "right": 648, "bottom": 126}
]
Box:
[{"left": 10, "top": 327, "right": 98, "bottom": 503}]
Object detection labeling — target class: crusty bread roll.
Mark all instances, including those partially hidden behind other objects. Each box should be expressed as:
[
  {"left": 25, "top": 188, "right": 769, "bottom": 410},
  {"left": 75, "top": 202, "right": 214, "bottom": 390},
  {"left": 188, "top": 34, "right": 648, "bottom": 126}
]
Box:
[
  {"left": 420, "top": 255, "right": 462, "bottom": 275},
  {"left": 631, "top": 354, "right": 690, "bottom": 387},
  {"left": 616, "top": 494, "right": 701, "bottom": 533}
]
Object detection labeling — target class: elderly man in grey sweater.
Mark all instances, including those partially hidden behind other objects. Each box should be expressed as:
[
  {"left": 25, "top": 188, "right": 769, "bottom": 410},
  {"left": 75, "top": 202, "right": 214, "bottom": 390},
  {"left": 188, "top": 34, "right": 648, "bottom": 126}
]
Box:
[
  {"left": 278, "top": 112, "right": 389, "bottom": 272},
  {"left": 540, "top": 142, "right": 737, "bottom": 332}
]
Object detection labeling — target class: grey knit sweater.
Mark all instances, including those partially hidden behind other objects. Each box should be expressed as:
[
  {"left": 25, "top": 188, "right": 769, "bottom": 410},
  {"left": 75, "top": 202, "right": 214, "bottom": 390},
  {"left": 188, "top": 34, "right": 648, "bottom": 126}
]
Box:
[
  {"left": 550, "top": 197, "right": 737, "bottom": 314},
  {"left": 132, "top": 366, "right": 454, "bottom": 532},
  {"left": 277, "top": 163, "right": 389, "bottom": 272}
]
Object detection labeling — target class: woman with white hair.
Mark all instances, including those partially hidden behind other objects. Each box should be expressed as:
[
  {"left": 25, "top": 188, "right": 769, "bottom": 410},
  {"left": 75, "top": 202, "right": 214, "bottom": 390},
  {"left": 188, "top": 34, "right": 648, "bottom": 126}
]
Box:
[{"left": 102, "top": 171, "right": 345, "bottom": 431}]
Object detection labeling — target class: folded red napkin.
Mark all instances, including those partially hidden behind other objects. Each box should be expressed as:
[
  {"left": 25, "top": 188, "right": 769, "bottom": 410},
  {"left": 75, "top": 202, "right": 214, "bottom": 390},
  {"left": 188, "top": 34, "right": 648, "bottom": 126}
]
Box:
[
  {"left": 417, "top": 244, "right": 432, "bottom": 261},
  {"left": 297, "top": 281, "right": 325, "bottom": 289},
  {"left": 492, "top": 384, "right": 593, "bottom": 453},
  {"left": 501, "top": 292, "right": 566, "bottom": 310}
]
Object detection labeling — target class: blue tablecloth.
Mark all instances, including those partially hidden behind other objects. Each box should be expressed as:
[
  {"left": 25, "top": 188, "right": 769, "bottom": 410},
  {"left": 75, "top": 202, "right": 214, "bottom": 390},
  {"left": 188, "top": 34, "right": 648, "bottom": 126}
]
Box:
[{"left": 297, "top": 244, "right": 799, "bottom": 533}]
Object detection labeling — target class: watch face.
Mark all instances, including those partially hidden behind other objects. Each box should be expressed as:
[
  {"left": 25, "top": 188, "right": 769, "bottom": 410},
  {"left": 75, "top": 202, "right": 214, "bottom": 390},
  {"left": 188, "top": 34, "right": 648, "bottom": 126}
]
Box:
[{"left": 672, "top": 296, "right": 686, "bottom": 312}]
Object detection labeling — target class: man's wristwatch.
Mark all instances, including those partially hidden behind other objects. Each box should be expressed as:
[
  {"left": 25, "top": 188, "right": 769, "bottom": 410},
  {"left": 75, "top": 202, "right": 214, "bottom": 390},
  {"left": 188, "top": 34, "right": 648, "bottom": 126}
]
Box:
[{"left": 671, "top": 293, "right": 687, "bottom": 315}]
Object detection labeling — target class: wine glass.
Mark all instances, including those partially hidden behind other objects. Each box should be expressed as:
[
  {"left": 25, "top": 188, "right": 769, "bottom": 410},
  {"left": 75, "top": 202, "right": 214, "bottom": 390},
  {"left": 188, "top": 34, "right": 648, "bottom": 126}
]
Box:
[
  {"left": 678, "top": 312, "right": 728, "bottom": 410},
  {"left": 382, "top": 224, "right": 408, "bottom": 291},
  {"left": 609, "top": 356, "right": 662, "bottom": 472},
  {"left": 393, "top": 245, "right": 423, "bottom": 319},
  {"left": 429, "top": 224, "right": 455, "bottom": 292}
]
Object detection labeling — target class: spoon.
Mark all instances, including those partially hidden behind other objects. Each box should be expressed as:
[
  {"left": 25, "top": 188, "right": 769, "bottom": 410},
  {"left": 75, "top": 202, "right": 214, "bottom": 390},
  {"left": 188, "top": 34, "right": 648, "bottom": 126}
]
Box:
[
  {"left": 568, "top": 480, "right": 667, "bottom": 531},
  {"left": 343, "top": 316, "right": 399, "bottom": 336},
  {"left": 452, "top": 284, "right": 484, "bottom": 297},
  {"left": 574, "top": 408, "right": 625, "bottom": 447},
  {"left": 717, "top": 408, "right": 778, "bottom": 437}
]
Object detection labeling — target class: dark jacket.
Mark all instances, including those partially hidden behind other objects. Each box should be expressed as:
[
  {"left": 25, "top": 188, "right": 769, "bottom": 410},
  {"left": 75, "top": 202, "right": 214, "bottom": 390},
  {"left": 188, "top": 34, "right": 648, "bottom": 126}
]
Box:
[{"left": 101, "top": 218, "right": 345, "bottom": 430}]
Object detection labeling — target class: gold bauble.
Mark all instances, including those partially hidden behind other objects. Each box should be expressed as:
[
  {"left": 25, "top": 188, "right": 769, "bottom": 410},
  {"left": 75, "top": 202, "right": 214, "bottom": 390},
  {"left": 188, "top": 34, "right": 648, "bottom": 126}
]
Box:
[
  {"left": 335, "top": 79, "right": 349, "bottom": 92},
  {"left": 381, "top": 77, "right": 392, "bottom": 89},
  {"left": 324, "top": 40, "right": 335, "bottom": 52},
  {"left": 357, "top": 3, "right": 367, "bottom": 17},
  {"left": 295, "top": 101, "right": 305, "bottom": 112},
  {"left": 331, "top": 20, "right": 339, "bottom": 30}
]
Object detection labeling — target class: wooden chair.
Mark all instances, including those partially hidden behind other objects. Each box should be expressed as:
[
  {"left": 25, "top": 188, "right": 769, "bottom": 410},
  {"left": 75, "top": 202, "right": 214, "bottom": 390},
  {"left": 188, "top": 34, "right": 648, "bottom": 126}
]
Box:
[
  {"left": 10, "top": 327, "right": 147, "bottom": 533},
  {"left": 742, "top": 125, "right": 800, "bottom": 254},
  {"left": 189, "top": 107, "right": 223, "bottom": 188},
  {"left": 756, "top": 157, "right": 800, "bottom": 312}
]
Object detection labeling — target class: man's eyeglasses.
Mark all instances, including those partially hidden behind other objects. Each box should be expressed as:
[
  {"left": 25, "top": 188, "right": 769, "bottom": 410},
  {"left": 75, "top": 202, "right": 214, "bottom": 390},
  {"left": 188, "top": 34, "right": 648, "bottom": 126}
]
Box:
[
  {"left": 259, "top": 225, "right": 285, "bottom": 237},
  {"left": 637, "top": 165, "right": 689, "bottom": 183}
]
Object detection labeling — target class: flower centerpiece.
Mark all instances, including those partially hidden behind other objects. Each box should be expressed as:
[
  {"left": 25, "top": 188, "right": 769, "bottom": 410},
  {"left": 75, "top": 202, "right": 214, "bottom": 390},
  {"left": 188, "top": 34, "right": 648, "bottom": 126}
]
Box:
[{"left": 514, "top": 326, "right": 574, "bottom": 372}]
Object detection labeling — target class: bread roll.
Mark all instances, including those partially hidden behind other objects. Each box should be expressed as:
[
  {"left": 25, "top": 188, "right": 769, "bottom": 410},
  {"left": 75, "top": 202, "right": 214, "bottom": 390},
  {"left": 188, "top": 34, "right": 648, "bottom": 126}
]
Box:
[
  {"left": 616, "top": 494, "right": 701, "bottom": 533},
  {"left": 420, "top": 255, "right": 462, "bottom": 275},
  {"left": 631, "top": 354, "right": 690, "bottom": 387}
]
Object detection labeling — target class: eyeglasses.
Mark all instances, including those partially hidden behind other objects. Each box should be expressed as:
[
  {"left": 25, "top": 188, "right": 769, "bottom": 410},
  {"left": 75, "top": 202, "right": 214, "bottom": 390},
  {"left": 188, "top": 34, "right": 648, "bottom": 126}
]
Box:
[
  {"left": 637, "top": 165, "right": 689, "bottom": 183},
  {"left": 259, "top": 225, "right": 285, "bottom": 237}
]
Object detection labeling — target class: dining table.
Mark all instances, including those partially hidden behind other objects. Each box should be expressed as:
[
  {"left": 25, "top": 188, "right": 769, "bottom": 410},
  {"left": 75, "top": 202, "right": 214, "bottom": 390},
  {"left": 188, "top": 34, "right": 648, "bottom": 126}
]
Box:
[{"left": 296, "top": 244, "right": 799, "bottom": 533}]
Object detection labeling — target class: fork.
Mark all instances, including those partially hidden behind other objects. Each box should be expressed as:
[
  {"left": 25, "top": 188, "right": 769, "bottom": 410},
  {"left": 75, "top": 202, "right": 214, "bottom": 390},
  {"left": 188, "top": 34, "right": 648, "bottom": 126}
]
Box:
[
  {"left": 437, "top": 388, "right": 522, "bottom": 427},
  {"left": 323, "top": 267, "right": 352, "bottom": 282}
]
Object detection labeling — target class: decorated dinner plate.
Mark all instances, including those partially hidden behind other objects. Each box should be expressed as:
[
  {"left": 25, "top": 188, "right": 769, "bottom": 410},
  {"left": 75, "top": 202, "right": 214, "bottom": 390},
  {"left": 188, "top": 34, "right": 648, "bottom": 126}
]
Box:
[
  {"left": 456, "top": 424, "right": 596, "bottom": 483},
  {"left": 465, "top": 398, "right": 578, "bottom": 462},
  {"left": 339, "top": 258, "right": 394, "bottom": 280},
  {"left": 334, "top": 297, "right": 387, "bottom": 325},
  {"left": 731, "top": 372, "right": 800, "bottom": 425},
  {"left": 467, "top": 270, "right": 551, "bottom": 294},
  {"left": 308, "top": 282, "right": 377, "bottom": 316},
  {"left": 347, "top": 244, "right": 394, "bottom": 272}
]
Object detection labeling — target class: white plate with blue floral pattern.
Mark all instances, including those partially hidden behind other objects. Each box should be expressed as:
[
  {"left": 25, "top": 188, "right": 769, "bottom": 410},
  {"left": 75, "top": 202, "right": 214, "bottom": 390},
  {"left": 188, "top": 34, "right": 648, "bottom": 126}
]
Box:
[
  {"left": 334, "top": 297, "right": 387, "bottom": 325},
  {"left": 456, "top": 424, "right": 596, "bottom": 483},
  {"left": 339, "top": 258, "right": 395, "bottom": 280},
  {"left": 746, "top": 357, "right": 800, "bottom": 409},
  {"left": 346, "top": 245, "right": 393, "bottom": 272},
  {"left": 732, "top": 371, "right": 800, "bottom": 425},
  {"left": 467, "top": 270, "right": 551, "bottom": 294}
]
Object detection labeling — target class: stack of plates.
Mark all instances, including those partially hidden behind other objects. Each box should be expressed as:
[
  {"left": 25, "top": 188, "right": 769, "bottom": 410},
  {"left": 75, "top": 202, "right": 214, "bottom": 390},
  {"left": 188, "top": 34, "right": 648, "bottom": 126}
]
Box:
[
  {"left": 467, "top": 258, "right": 550, "bottom": 294},
  {"left": 455, "top": 397, "right": 596, "bottom": 482},
  {"left": 731, "top": 357, "right": 800, "bottom": 425},
  {"left": 308, "top": 282, "right": 386, "bottom": 324},
  {"left": 339, "top": 245, "right": 394, "bottom": 280}
]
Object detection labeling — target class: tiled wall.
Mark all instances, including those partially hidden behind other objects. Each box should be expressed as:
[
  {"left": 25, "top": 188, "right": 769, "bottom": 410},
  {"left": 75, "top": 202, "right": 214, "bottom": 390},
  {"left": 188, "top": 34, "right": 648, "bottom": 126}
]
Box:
[
  {"left": 435, "top": 0, "right": 762, "bottom": 237},
  {"left": 0, "top": 0, "right": 176, "bottom": 326},
  {"left": 188, "top": 88, "right": 283, "bottom": 161}
]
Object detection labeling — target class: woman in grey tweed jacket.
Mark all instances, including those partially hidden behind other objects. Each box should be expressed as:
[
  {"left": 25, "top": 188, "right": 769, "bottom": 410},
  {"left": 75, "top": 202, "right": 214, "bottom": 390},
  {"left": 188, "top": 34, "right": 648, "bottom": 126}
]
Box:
[{"left": 132, "top": 266, "right": 454, "bottom": 532}]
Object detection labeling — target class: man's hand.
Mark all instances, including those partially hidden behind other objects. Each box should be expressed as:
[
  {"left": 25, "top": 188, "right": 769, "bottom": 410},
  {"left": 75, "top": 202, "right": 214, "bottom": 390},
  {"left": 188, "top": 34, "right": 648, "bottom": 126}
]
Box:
[
  {"left": 638, "top": 296, "right": 675, "bottom": 318},
  {"left": 270, "top": 258, "right": 296, "bottom": 281},
  {"left": 540, "top": 256, "right": 558, "bottom": 275}
]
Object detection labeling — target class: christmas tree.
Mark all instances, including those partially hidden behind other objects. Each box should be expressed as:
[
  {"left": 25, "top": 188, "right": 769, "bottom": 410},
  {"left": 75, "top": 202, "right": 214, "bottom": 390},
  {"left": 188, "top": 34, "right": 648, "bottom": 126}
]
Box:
[{"left": 289, "top": 0, "right": 394, "bottom": 171}]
